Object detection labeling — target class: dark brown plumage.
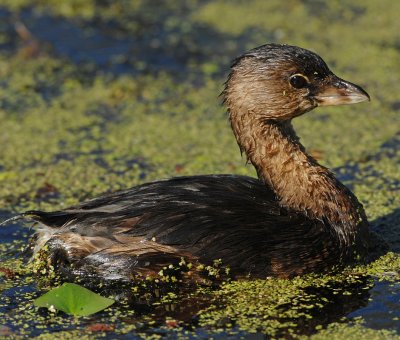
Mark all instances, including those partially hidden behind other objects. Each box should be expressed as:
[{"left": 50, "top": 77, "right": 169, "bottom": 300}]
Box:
[{"left": 4, "top": 43, "right": 372, "bottom": 282}]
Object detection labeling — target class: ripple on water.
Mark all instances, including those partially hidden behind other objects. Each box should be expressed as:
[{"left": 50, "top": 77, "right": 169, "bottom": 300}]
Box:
[{"left": 348, "top": 280, "right": 400, "bottom": 332}]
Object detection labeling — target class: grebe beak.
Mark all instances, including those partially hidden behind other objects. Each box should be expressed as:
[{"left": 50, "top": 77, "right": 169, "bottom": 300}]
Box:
[{"left": 313, "top": 76, "right": 370, "bottom": 107}]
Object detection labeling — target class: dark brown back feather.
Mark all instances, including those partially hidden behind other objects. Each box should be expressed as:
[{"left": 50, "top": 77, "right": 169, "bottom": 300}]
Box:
[{"left": 27, "top": 175, "right": 343, "bottom": 280}]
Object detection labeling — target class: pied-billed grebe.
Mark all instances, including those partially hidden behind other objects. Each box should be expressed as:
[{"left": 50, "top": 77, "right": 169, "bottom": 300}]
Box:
[{"left": 4, "top": 44, "right": 371, "bottom": 281}]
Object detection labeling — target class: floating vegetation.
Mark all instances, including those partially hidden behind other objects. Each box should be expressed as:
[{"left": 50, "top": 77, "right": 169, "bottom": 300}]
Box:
[
  {"left": 0, "top": 0, "right": 399, "bottom": 338},
  {"left": 34, "top": 283, "right": 115, "bottom": 316}
]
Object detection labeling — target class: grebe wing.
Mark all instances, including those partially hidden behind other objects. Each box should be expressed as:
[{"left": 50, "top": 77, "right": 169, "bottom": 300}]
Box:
[
  {"left": 25, "top": 174, "right": 319, "bottom": 278},
  {"left": 26, "top": 174, "right": 284, "bottom": 235}
]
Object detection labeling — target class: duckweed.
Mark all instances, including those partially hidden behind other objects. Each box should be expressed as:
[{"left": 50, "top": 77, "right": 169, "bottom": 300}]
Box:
[{"left": 0, "top": 0, "right": 399, "bottom": 338}]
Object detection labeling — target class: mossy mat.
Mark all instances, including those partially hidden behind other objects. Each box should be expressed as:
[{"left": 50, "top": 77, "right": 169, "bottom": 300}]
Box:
[{"left": 0, "top": 0, "right": 399, "bottom": 338}]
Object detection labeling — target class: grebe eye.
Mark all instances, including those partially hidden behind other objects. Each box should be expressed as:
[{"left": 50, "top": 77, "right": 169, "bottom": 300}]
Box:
[{"left": 289, "top": 74, "right": 309, "bottom": 89}]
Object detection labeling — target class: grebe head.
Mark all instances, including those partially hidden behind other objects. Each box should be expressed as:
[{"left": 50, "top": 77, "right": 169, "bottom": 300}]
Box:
[{"left": 223, "top": 43, "right": 370, "bottom": 120}]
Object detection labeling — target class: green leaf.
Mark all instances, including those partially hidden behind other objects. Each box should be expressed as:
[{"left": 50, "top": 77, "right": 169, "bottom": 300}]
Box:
[{"left": 34, "top": 283, "right": 115, "bottom": 316}]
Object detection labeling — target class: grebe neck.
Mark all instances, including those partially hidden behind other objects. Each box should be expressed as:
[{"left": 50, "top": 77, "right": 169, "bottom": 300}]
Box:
[{"left": 229, "top": 110, "right": 367, "bottom": 246}]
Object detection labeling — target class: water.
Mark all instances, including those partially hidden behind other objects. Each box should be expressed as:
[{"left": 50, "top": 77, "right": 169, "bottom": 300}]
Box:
[
  {"left": 0, "top": 2, "right": 399, "bottom": 338},
  {"left": 349, "top": 280, "right": 400, "bottom": 332}
]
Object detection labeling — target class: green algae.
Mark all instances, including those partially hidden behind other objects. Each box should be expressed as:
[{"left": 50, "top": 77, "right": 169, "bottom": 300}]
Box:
[
  {"left": 305, "top": 321, "right": 400, "bottom": 340},
  {"left": 0, "top": 0, "right": 399, "bottom": 338}
]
